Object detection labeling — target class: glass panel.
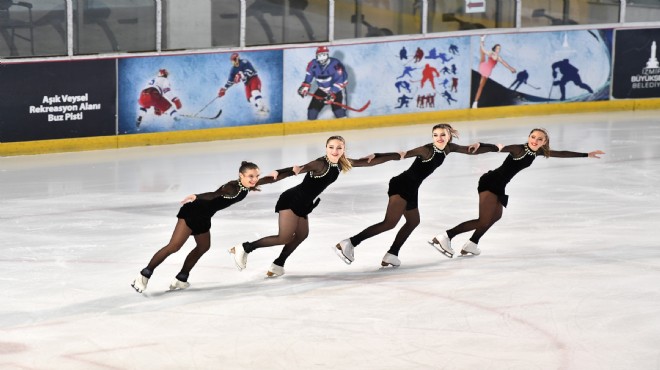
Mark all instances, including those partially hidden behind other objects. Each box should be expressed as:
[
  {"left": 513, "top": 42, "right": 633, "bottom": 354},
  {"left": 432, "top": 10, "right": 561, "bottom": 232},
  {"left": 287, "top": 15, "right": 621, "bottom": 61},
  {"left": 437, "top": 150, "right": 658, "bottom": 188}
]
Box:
[
  {"left": 334, "top": 0, "right": 419, "bottom": 40},
  {"left": 624, "top": 1, "right": 660, "bottom": 23},
  {"left": 521, "top": 0, "right": 619, "bottom": 27},
  {"left": 211, "top": 0, "right": 240, "bottom": 47},
  {"left": 245, "top": 0, "right": 328, "bottom": 46},
  {"left": 428, "top": 0, "right": 516, "bottom": 33},
  {"left": 1, "top": 0, "right": 67, "bottom": 57},
  {"left": 74, "top": 0, "right": 155, "bottom": 55},
  {"left": 163, "top": 0, "right": 212, "bottom": 49}
]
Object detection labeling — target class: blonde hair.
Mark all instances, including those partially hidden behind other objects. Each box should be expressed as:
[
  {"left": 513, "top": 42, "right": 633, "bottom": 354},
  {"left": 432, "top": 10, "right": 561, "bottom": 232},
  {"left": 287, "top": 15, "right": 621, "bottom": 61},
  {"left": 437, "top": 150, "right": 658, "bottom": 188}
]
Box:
[
  {"left": 530, "top": 128, "right": 550, "bottom": 158},
  {"left": 326, "top": 135, "right": 352, "bottom": 172},
  {"left": 432, "top": 123, "right": 459, "bottom": 143}
]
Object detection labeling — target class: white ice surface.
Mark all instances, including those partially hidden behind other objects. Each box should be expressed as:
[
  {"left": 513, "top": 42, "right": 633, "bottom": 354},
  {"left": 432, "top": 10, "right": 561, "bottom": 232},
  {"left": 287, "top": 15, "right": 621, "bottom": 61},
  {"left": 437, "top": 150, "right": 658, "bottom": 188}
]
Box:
[{"left": 1, "top": 111, "right": 659, "bottom": 370}]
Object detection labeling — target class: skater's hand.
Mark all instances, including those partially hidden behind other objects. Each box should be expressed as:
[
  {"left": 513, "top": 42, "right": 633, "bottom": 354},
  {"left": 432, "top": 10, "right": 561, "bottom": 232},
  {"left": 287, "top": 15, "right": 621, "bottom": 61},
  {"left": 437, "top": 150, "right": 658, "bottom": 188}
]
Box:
[
  {"left": 510, "top": 68, "right": 516, "bottom": 74},
  {"left": 298, "top": 83, "right": 310, "bottom": 97},
  {"left": 172, "top": 97, "right": 182, "bottom": 109},
  {"left": 181, "top": 194, "right": 196, "bottom": 204},
  {"left": 362, "top": 153, "right": 376, "bottom": 163},
  {"left": 218, "top": 88, "right": 227, "bottom": 97},
  {"left": 588, "top": 150, "right": 605, "bottom": 159},
  {"left": 496, "top": 143, "right": 504, "bottom": 152},
  {"left": 293, "top": 165, "right": 303, "bottom": 175},
  {"left": 468, "top": 142, "right": 480, "bottom": 153},
  {"left": 398, "top": 151, "right": 406, "bottom": 160},
  {"left": 268, "top": 170, "right": 279, "bottom": 180}
]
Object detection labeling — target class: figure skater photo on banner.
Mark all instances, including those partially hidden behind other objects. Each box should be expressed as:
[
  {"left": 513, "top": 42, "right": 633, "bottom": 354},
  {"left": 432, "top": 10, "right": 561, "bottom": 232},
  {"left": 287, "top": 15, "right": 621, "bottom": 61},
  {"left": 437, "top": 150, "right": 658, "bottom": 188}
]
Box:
[
  {"left": 472, "top": 35, "right": 516, "bottom": 109},
  {"left": 468, "top": 31, "right": 611, "bottom": 108}
]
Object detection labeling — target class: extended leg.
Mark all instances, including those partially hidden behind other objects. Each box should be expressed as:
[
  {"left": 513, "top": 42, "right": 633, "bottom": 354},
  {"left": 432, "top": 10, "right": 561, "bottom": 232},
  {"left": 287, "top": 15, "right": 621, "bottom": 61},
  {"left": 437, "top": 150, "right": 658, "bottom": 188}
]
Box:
[
  {"left": 247, "top": 210, "right": 300, "bottom": 250},
  {"left": 146, "top": 219, "right": 192, "bottom": 272},
  {"left": 386, "top": 208, "right": 420, "bottom": 256},
  {"left": 177, "top": 232, "right": 211, "bottom": 278},
  {"left": 336, "top": 195, "right": 406, "bottom": 265},
  {"left": 447, "top": 191, "right": 501, "bottom": 241},
  {"left": 268, "top": 217, "right": 310, "bottom": 277},
  {"left": 229, "top": 210, "right": 300, "bottom": 271},
  {"left": 350, "top": 195, "right": 406, "bottom": 246},
  {"left": 473, "top": 76, "right": 487, "bottom": 107},
  {"left": 132, "top": 219, "right": 191, "bottom": 292},
  {"left": 467, "top": 191, "right": 502, "bottom": 244}
]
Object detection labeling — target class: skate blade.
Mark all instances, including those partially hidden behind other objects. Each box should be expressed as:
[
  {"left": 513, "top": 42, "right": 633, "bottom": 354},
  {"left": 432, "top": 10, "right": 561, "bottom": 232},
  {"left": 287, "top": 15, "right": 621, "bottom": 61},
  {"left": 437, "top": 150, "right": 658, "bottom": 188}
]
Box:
[
  {"left": 427, "top": 240, "right": 454, "bottom": 258},
  {"left": 333, "top": 244, "right": 352, "bottom": 265},
  {"left": 459, "top": 250, "right": 480, "bottom": 257},
  {"left": 265, "top": 271, "right": 281, "bottom": 278},
  {"left": 168, "top": 283, "right": 190, "bottom": 291},
  {"left": 380, "top": 261, "right": 400, "bottom": 268},
  {"left": 130, "top": 283, "right": 144, "bottom": 294}
]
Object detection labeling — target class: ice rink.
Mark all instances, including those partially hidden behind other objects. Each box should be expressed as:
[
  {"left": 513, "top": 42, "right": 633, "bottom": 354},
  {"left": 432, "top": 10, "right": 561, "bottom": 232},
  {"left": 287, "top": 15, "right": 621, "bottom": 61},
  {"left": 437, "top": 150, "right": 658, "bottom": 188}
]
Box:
[{"left": 1, "top": 110, "right": 659, "bottom": 370}]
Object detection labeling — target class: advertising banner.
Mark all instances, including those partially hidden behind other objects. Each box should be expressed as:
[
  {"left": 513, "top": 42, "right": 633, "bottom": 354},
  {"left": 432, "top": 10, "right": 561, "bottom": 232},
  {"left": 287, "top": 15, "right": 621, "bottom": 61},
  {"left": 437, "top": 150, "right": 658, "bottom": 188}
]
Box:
[
  {"left": 283, "top": 37, "right": 471, "bottom": 122},
  {"left": 0, "top": 60, "right": 116, "bottom": 143},
  {"left": 612, "top": 28, "right": 660, "bottom": 99},
  {"left": 469, "top": 30, "right": 612, "bottom": 109},
  {"left": 118, "top": 50, "right": 283, "bottom": 134}
]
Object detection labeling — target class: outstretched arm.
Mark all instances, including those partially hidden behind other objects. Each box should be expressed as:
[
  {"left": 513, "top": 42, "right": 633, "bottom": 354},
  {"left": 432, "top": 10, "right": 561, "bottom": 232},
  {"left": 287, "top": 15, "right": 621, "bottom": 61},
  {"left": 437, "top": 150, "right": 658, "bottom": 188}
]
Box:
[
  {"left": 286, "top": 157, "right": 327, "bottom": 177},
  {"left": 447, "top": 142, "right": 501, "bottom": 155},
  {"left": 350, "top": 152, "right": 403, "bottom": 167},
  {"left": 546, "top": 149, "right": 605, "bottom": 159},
  {"left": 256, "top": 166, "right": 298, "bottom": 186},
  {"left": 188, "top": 181, "right": 242, "bottom": 202},
  {"left": 498, "top": 57, "right": 516, "bottom": 73}
]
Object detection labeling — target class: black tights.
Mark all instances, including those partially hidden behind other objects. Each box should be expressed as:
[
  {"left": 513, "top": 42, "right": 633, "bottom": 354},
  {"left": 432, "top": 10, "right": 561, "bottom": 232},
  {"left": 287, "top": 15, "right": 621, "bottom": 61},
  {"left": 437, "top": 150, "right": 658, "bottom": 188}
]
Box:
[
  {"left": 447, "top": 191, "right": 503, "bottom": 244},
  {"left": 350, "top": 195, "right": 420, "bottom": 256},
  {"left": 142, "top": 219, "right": 211, "bottom": 281},
  {"left": 244, "top": 210, "right": 309, "bottom": 267}
]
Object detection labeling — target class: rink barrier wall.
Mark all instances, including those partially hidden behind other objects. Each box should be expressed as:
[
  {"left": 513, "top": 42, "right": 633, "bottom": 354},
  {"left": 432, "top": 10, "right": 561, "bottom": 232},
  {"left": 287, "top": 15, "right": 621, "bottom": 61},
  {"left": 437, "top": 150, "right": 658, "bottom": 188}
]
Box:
[
  {"left": 2, "top": 27, "right": 659, "bottom": 156},
  {"left": 2, "top": 98, "right": 658, "bottom": 156}
]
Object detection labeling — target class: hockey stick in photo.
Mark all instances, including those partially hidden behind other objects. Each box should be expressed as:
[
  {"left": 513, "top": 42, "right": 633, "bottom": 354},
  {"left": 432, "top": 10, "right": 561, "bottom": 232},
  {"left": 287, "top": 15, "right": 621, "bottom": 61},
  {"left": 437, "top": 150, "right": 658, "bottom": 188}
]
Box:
[
  {"left": 548, "top": 82, "right": 555, "bottom": 99},
  {"left": 180, "top": 96, "right": 223, "bottom": 120},
  {"left": 308, "top": 93, "right": 371, "bottom": 112},
  {"left": 526, "top": 82, "right": 541, "bottom": 90},
  {"left": 193, "top": 96, "right": 219, "bottom": 116},
  {"left": 180, "top": 109, "right": 223, "bottom": 120}
]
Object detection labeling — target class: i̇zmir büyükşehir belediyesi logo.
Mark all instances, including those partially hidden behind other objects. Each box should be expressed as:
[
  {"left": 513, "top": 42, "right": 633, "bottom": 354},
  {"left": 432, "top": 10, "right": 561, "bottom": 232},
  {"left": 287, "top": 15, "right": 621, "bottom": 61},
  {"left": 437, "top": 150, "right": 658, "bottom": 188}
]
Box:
[{"left": 632, "top": 40, "right": 660, "bottom": 89}]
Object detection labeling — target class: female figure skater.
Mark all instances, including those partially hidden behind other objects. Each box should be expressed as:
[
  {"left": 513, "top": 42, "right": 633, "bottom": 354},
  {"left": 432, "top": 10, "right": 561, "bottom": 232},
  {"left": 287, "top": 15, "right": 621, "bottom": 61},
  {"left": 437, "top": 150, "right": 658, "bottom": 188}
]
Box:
[
  {"left": 472, "top": 36, "right": 516, "bottom": 109},
  {"left": 429, "top": 128, "right": 605, "bottom": 257},
  {"left": 228, "top": 135, "right": 404, "bottom": 277},
  {"left": 131, "top": 161, "right": 296, "bottom": 293},
  {"left": 334, "top": 123, "right": 500, "bottom": 267}
]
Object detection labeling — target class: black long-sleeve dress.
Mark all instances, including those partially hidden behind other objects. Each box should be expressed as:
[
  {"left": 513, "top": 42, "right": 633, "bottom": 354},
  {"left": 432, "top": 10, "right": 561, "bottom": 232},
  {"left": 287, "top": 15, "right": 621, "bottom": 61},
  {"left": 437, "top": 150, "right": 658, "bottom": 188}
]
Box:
[
  {"left": 275, "top": 153, "right": 401, "bottom": 218},
  {"left": 177, "top": 167, "right": 296, "bottom": 234},
  {"left": 479, "top": 144, "right": 588, "bottom": 207}
]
